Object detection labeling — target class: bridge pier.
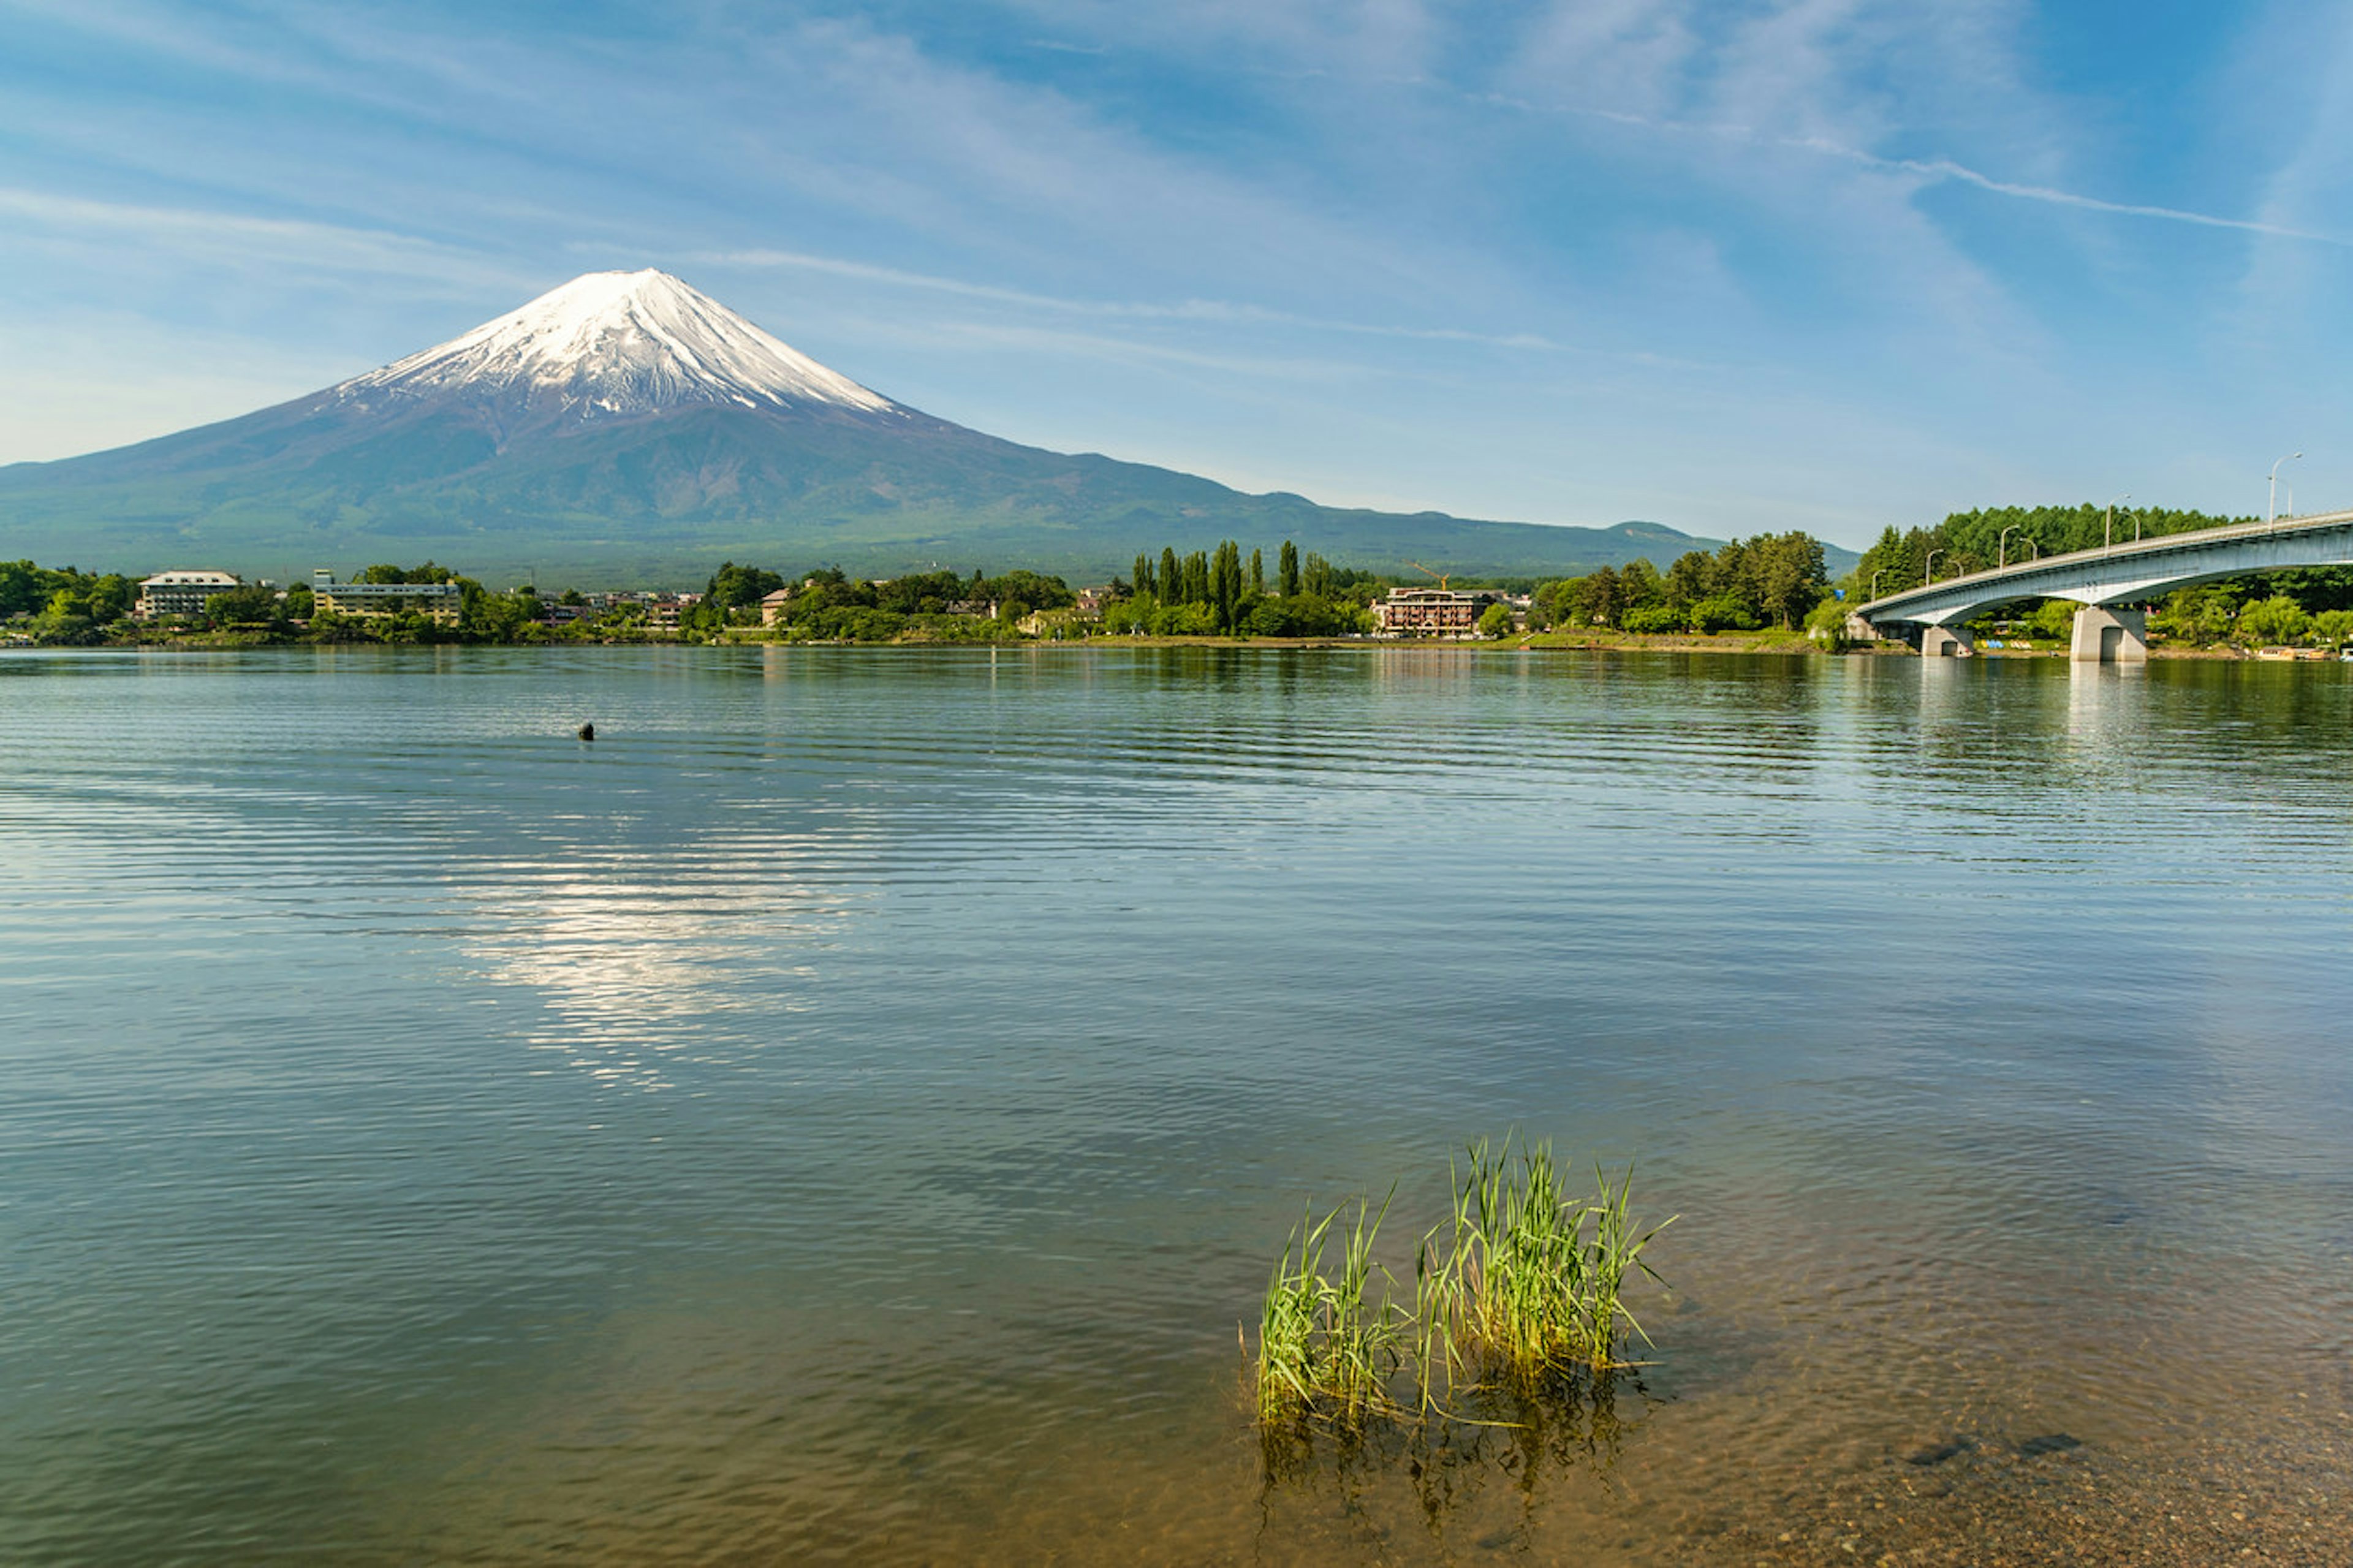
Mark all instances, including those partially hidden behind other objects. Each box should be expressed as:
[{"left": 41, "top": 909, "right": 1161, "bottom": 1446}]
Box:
[
  {"left": 1920, "top": 625, "right": 1974, "bottom": 657},
  {"left": 2069, "top": 606, "right": 2148, "bottom": 665}
]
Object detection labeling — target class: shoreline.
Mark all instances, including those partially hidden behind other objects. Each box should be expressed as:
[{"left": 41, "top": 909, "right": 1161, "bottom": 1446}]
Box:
[{"left": 4, "top": 631, "right": 2332, "bottom": 660}]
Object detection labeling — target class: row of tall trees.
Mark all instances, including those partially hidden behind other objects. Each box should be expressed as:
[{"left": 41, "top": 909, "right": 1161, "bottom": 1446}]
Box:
[
  {"left": 747, "top": 565, "right": 1075, "bottom": 642},
  {"left": 1112, "top": 539, "right": 1376, "bottom": 637},
  {"left": 1531, "top": 532, "right": 1829, "bottom": 633}
]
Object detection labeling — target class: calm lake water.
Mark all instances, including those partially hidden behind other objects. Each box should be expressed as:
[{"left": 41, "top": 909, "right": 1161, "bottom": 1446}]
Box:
[{"left": 2, "top": 646, "right": 2349, "bottom": 1564}]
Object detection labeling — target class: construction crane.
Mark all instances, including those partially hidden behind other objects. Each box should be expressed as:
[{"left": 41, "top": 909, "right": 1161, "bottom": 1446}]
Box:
[{"left": 1411, "top": 561, "right": 1452, "bottom": 591}]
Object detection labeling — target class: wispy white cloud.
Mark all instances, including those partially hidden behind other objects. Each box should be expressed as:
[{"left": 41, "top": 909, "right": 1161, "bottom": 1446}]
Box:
[
  {"left": 991, "top": 0, "right": 1440, "bottom": 80},
  {"left": 839, "top": 313, "right": 1382, "bottom": 385},
  {"left": 0, "top": 187, "right": 531, "bottom": 286},
  {"left": 691, "top": 245, "right": 1690, "bottom": 358},
  {"left": 1809, "top": 140, "right": 2351, "bottom": 246},
  {"left": 1488, "top": 0, "right": 2339, "bottom": 250}
]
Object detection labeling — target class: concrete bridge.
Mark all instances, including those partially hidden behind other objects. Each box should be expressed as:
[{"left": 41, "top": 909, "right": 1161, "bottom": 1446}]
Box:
[{"left": 1852, "top": 508, "right": 2353, "bottom": 662}]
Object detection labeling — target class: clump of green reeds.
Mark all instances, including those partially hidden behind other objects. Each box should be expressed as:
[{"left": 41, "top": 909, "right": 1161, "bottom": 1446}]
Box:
[
  {"left": 1251, "top": 1136, "right": 1673, "bottom": 1434},
  {"left": 1418, "top": 1137, "right": 1673, "bottom": 1393},
  {"left": 1252, "top": 1188, "right": 1404, "bottom": 1430}
]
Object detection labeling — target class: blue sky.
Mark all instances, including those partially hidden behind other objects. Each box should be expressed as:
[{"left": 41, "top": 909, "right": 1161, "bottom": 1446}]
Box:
[{"left": 4, "top": 0, "right": 2349, "bottom": 549}]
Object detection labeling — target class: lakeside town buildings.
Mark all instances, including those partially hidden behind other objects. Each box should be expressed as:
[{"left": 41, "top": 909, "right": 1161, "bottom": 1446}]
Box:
[
  {"left": 540, "top": 589, "right": 702, "bottom": 629},
  {"left": 116, "top": 566, "right": 1517, "bottom": 640},
  {"left": 126, "top": 565, "right": 710, "bottom": 629},
  {"left": 134, "top": 569, "right": 243, "bottom": 619},
  {"left": 311, "top": 570, "right": 464, "bottom": 624}
]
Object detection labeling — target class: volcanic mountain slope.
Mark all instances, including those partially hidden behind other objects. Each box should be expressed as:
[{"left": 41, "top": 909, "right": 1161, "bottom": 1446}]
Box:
[{"left": 0, "top": 269, "right": 1746, "bottom": 583}]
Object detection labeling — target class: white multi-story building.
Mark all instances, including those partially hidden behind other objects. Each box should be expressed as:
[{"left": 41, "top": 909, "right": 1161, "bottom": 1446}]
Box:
[
  {"left": 311, "top": 570, "right": 463, "bottom": 624},
  {"left": 135, "top": 569, "right": 243, "bottom": 619}
]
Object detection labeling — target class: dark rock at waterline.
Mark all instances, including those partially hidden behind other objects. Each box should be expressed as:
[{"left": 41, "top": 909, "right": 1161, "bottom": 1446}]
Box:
[
  {"left": 578, "top": 722, "right": 595, "bottom": 741},
  {"left": 2016, "top": 1432, "right": 2083, "bottom": 1458},
  {"left": 1905, "top": 1439, "right": 1972, "bottom": 1467}
]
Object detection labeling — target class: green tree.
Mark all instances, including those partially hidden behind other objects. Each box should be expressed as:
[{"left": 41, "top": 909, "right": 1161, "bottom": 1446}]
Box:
[
  {"left": 31, "top": 592, "right": 100, "bottom": 645},
  {"left": 358, "top": 561, "right": 456, "bottom": 586},
  {"left": 1664, "top": 551, "right": 1715, "bottom": 611},
  {"left": 1302, "top": 551, "right": 1335, "bottom": 599},
  {"left": 1575, "top": 566, "right": 1623, "bottom": 627},
  {"left": 1132, "top": 553, "right": 1156, "bottom": 599},
  {"left": 85, "top": 574, "right": 136, "bottom": 622},
  {"left": 2150, "top": 588, "right": 2235, "bottom": 646},
  {"left": 2237, "top": 595, "right": 2311, "bottom": 646},
  {"left": 0, "top": 561, "right": 43, "bottom": 619},
  {"left": 1249, "top": 547, "right": 1264, "bottom": 597},
  {"left": 1533, "top": 577, "right": 1579, "bottom": 627},
  {"left": 2027, "top": 599, "right": 2080, "bottom": 640},
  {"left": 1154, "top": 600, "right": 1218, "bottom": 635},
  {"left": 1618, "top": 558, "right": 1664, "bottom": 611},
  {"left": 1210, "top": 540, "right": 1242, "bottom": 631},
  {"left": 1688, "top": 593, "right": 1759, "bottom": 633},
  {"left": 1751, "top": 531, "right": 1827, "bottom": 627},
  {"left": 1160, "top": 548, "right": 1182, "bottom": 604},
  {"left": 2312, "top": 608, "right": 2353, "bottom": 648},
  {"left": 978, "top": 569, "right": 1074, "bottom": 610},
  {"left": 1278, "top": 540, "right": 1301, "bottom": 597},
  {"left": 205, "top": 583, "right": 283, "bottom": 628},
  {"left": 707, "top": 562, "right": 785, "bottom": 610},
  {"left": 1476, "top": 602, "right": 1515, "bottom": 638},
  {"left": 462, "top": 586, "right": 544, "bottom": 640}
]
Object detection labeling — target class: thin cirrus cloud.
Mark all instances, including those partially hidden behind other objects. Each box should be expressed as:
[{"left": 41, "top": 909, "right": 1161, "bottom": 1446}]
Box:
[
  {"left": 1487, "top": 88, "right": 2340, "bottom": 246},
  {"left": 1805, "top": 140, "right": 2346, "bottom": 248},
  {"left": 0, "top": 187, "right": 528, "bottom": 286},
  {"left": 688, "top": 247, "right": 1683, "bottom": 359}
]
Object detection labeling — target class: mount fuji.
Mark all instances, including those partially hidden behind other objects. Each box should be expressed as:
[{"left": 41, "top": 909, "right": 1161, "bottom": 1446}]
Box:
[{"left": 0, "top": 270, "right": 1729, "bottom": 583}]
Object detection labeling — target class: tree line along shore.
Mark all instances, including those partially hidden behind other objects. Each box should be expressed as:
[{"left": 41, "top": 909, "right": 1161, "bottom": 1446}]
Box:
[{"left": 8, "top": 504, "right": 2353, "bottom": 654}]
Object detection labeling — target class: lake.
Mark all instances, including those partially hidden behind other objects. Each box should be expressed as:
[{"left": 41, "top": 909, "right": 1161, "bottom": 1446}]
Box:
[{"left": 2, "top": 646, "right": 2348, "bottom": 1564}]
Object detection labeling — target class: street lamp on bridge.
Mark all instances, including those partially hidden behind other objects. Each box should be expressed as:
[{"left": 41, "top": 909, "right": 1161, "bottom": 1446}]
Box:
[
  {"left": 1999, "top": 525, "right": 2024, "bottom": 567},
  {"left": 1869, "top": 568, "right": 1884, "bottom": 600},
  {"left": 2269, "top": 452, "right": 2302, "bottom": 527},
  {"left": 1923, "top": 549, "right": 1942, "bottom": 586},
  {"left": 2104, "top": 491, "right": 2131, "bottom": 551}
]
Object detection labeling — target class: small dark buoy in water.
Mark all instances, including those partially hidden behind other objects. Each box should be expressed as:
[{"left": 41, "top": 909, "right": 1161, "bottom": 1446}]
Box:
[{"left": 577, "top": 722, "right": 595, "bottom": 741}]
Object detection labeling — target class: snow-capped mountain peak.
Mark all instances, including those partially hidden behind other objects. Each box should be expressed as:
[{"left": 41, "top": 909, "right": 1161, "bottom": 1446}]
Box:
[{"left": 334, "top": 269, "right": 900, "bottom": 419}]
